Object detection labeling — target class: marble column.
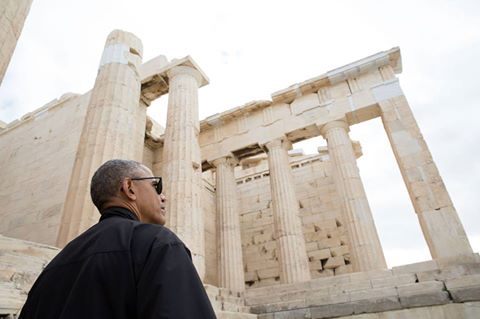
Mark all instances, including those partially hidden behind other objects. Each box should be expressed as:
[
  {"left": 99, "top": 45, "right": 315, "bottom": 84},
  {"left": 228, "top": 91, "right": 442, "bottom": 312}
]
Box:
[
  {"left": 320, "top": 120, "right": 387, "bottom": 272},
  {"left": 379, "top": 96, "right": 473, "bottom": 258},
  {"left": 0, "top": 0, "right": 33, "bottom": 86},
  {"left": 213, "top": 156, "right": 245, "bottom": 291},
  {"left": 265, "top": 138, "right": 311, "bottom": 284},
  {"left": 132, "top": 100, "right": 148, "bottom": 161},
  {"left": 56, "top": 30, "right": 143, "bottom": 247},
  {"left": 163, "top": 66, "right": 205, "bottom": 279}
]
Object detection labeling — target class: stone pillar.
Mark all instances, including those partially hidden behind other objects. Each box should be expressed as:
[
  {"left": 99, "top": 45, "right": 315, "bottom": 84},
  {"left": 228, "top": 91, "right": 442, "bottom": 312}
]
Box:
[
  {"left": 132, "top": 100, "right": 148, "bottom": 161},
  {"left": 56, "top": 30, "right": 143, "bottom": 247},
  {"left": 379, "top": 96, "right": 473, "bottom": 258},
  {"left": 163, "top": 66, "right": 205, "bottom": 279},
  {"left": 320, "top": 120, "right": 387, "bottom": 272},
  {"left": 0, "top": 0, "right": 33, "bottom": 86},
  {"left": 213, "top": 156, "right": 245, "bottom": 291},
  {"left": 265, "top": 138, "right": 311, "bottom": 284}
]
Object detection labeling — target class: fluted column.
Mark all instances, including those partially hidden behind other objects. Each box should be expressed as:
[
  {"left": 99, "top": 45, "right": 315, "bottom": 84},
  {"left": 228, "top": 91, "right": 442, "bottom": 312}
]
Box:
[
  {"left": 265, "top": 138, "right": 311, "bottom": 284},
  {"left": 320, "top": 120, "right": 387, "bottom": 272},
  {"left": 379, "top": 96, "right": 473, "bottom": 258},
  {"left": 56, "top": 30, "right": 143, "bottom": 247},
  {"left": 213, "top": 156, "right": 245, "bottom": 291},
  {"left": 0, "top": 0, "right": 33, "bottom": 86},
  {"left": 132, "top": 100, "right": 148, "bottom": 161},
  {"left": 163, "top": 66, "right": 205, "bottom": 279}
]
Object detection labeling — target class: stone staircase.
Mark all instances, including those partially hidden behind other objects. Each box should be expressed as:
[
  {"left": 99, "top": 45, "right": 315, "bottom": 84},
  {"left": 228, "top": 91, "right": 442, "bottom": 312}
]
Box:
[
  {"left": 245, "top": 255, "right": 480, "bottom": 318},
  {"left": 205, "top": 284, "right": 257, "bottom": 318},
  {"left": 0, "top": 235, "right": 59, "bottom": 316}
]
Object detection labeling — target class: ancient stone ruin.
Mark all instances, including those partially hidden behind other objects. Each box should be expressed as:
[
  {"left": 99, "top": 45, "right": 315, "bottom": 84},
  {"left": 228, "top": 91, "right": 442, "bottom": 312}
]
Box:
[{"left": 0, "top": 1, "right": 479, "bottom": 318}]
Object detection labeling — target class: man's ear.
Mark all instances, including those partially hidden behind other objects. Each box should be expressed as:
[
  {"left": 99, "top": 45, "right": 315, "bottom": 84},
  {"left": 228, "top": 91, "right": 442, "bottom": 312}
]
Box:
[{"left": 120, "top": 178, "right": 137, "bottom": 201}]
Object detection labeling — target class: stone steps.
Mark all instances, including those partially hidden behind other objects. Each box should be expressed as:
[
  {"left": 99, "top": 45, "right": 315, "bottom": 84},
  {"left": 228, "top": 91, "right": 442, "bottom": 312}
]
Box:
[
  {"left": 216, "top": 311, "right": 257, "bottom": 319},
  {"left": 0, "top": 235, "right": 59, "bottom": 315},
  {"left": 205, "top": 284, "right": 256, "bottom": 317},
  {"left": 245, "top": 256, "right": 480, "bottom": 318}
]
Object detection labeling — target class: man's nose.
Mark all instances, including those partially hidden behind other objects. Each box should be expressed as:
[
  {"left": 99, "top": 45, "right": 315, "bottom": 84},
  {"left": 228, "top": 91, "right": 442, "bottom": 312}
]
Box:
[{"left": 160, "top": 193, "right": 166, "bottom": 202}]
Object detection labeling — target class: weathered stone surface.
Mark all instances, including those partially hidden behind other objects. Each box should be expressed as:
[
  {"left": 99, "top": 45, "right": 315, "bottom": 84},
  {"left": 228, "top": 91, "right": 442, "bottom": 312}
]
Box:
[
  {"left": 370, "top": 273, "right": 416, "bottom": 288},
  {"left": 310, "top": 303, "right": 354, "bottom": 318},
  {"left": 0, "top": 0, "right": 33, "bottom": 86},
  {"left": 0, "top": 235, "right": 59, "bottom": 315},
  {"left": 217, "top": 311, "right": 258, "bottom": 319},
  {"left": 391, "top": 259, "right": 438, "bottom": 275},
  {"left": 397, "top": 281, "right": 449, "bottom": 307},
  {"left": 324, "top": 256, "right": 345, "bottom": 269},
  {"left": 446, "top": 274, "right": 480, "bottom": 302},
  {"left": 417, "top": 262, "right": 480, "bottom": 282},
  {"left": 351, "top": 295, "right": 401, "bottom": 315}
]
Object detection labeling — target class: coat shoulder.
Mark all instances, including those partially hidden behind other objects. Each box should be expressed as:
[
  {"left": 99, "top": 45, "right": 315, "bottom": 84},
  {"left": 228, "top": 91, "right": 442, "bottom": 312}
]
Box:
[{"left": 132, "top": 223, "right": 183, "bottom": 248}]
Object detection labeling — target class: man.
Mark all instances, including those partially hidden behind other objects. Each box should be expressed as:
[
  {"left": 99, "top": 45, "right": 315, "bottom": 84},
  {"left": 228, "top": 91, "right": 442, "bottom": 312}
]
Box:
[{"left": 19, "top": 159, "right": 216, "bottom": 319}]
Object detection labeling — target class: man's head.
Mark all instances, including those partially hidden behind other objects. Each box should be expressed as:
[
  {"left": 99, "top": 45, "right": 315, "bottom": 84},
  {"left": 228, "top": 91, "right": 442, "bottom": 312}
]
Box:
[{"left": 90, "top": 159, "right": 166, "bottom": 225}]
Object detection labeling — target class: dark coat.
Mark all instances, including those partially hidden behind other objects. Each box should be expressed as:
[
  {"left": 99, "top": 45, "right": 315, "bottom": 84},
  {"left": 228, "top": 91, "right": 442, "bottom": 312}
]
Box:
[{"left": 19, "top": 207, "right": 216, "bottom": 319}]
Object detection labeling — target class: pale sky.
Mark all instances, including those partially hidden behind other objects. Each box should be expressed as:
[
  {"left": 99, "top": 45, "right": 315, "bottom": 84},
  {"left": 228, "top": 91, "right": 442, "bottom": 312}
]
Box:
[{"left": 1, "top": 0, "right": 479, "bottom": 267}]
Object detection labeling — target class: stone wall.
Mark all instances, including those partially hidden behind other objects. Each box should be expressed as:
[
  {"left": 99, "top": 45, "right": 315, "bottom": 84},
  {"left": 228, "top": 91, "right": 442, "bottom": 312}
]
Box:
[
  {"left": 203, "top": 171, "right": 218, "bottom": 286},
  {"left": 238, "top": 153, "right": 352, "bottom": 288},
  {"left": 0, "top": 93, "right": 89, "bottom": 245},
  {"left": 0, "top": 235, "right": 59, "bottom": 316}
]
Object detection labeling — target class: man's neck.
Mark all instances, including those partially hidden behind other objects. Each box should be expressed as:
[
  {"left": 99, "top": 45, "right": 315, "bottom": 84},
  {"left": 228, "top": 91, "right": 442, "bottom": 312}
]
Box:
[{"left": 102, "top": 200, "right": 141, "bottom": 220}]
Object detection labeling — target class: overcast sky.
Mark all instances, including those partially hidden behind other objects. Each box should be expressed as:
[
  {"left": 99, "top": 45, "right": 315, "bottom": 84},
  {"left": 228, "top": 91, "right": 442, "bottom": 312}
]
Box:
[{"left": 1, "top": 0, "right": 479, "bottom": 267}]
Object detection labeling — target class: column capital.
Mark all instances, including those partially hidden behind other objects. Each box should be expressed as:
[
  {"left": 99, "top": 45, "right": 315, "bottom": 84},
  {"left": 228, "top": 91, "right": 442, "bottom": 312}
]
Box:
[
  {"left": 319, "top": 120, "right": 350, "bottom": 137},
  {"left": 263, "top": 137, "right": 292, "bottom": 152},
  {"left": 167, "top": 65, "right": 203, "bottom": 86},
  {"left": 211, "top": 156, "right": 238, "bottom": 168}
]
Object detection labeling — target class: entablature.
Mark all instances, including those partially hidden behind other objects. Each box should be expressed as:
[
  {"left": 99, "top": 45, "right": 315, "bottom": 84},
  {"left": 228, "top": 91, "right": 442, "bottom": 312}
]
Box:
[
  {"left": 140, "top": 55, "right": 209, "bottom": 105},
  {"left": 147, "top": 48, "right": 402, "bottom": 170}
]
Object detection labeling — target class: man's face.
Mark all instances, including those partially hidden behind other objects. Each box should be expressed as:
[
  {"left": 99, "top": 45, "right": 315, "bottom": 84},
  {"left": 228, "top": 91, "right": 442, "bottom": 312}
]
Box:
[{"left": 133, "top": 166, "right": 166, "bottom": 225}]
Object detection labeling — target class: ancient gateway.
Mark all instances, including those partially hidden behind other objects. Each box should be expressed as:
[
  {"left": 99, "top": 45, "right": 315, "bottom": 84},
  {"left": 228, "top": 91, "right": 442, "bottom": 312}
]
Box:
[{"left": 1, "top": 2, "right": 479, "bottom": 318}]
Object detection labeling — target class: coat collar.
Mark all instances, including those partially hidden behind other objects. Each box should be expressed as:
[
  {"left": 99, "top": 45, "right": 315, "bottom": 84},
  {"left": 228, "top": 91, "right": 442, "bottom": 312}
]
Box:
[{"left": 99, "top": 206, "right": 139, "bottom": 222}]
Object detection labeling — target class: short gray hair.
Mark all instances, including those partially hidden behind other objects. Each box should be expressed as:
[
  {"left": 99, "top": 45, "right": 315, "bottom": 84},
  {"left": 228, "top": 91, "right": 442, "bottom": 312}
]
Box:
[{"left": 90, "top": 159, "right": 145, "bottom": 211}]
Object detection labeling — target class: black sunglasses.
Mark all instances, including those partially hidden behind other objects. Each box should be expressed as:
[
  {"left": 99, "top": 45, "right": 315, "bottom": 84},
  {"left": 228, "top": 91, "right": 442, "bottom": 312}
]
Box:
[{"left": 131, "top": 177, "right": 163, "bottom": 194}]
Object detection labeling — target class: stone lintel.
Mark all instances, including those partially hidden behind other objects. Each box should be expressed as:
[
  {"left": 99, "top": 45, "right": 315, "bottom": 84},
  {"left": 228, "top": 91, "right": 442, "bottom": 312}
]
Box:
[
  {"left": 141, "top": 55, "right": 209, "bottom": 86},
  {"left": 144, "top": 116, "right": 165, "bottom": 148},
  {"left": 271, "top": 47, "right": 402, "bottom": 103},
  {"left": 316, "top": 141, "right": 362, "bottom": 159},
  {"left": 200, "top": 100, "right": 272, "bottom": 131},
  {"left": 239, "top": 153, "right": 268, "bottom": 166},
  {"left": 144, "top": 135, "right": 163, "bottom": 149},
  {"left": 231, "top": 143, "right": 264, "bottom": 161},
  {"left": 352, "top": 140, "right": 363, "bottom": 158},
  {"left": 285, "top": 124, "right": 321, "bottom": 144},
  {"left": 140, "top": 55, "right": 209, "bottom": 103}
]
